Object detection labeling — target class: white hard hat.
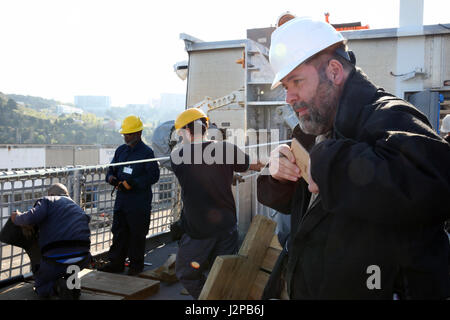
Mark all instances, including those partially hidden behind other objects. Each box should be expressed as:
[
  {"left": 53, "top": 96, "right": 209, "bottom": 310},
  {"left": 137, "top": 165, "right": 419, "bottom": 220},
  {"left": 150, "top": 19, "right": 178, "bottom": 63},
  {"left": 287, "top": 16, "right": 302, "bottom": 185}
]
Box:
[
  {"left": 269, "top": 17, "right": 346, "bottom": 89},
  {"left": 440, "top": 114, "right": 450, "bottom": 133}
]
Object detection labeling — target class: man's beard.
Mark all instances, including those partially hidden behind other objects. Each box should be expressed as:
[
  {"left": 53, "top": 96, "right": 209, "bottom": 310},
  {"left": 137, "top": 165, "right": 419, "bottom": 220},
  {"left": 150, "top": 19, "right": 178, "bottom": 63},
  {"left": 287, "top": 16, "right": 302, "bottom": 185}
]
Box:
[{"left": 294, "top": 77, "right": 339, "bottom": 136}]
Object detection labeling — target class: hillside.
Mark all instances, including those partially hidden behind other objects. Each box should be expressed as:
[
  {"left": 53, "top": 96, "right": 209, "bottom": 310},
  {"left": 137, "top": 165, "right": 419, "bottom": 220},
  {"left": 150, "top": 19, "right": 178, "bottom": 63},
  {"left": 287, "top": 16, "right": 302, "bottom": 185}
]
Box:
[{"left": 0, "top": 92, "right": 123, "bottom": 145}]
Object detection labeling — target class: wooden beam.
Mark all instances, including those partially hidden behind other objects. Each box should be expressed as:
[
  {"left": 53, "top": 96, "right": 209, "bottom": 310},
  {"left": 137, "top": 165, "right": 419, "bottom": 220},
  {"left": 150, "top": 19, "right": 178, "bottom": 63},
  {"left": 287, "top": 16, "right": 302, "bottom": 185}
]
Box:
[
  {"left": 0, "top": 281, "right": 123, "bottom": 300},
  {"left": 290, "top": 138, "right": 310, "bottom": 181},
  {"left": 139, "top": 254, "right": 178, "bottom": 283},
  {"left": 248, "top": 270, "right": 270, "bottom": 300},
  {"left": 199, "top": 255, "right": 259, "bottom": 300},
  {"left": 80, "top": 270, "right": 160, "bottom": 300},
  {"left": 261, "top": 247, "right": 282, "bottom": 273},
  {"left": 238, "top": 214, "right": 277, "bottom": 266},
  {"left": 200, "top": 215, "right": 278, "bottom": 300},
  {"left": 0, "top": 282, "right": 38, "bottom": 300}
]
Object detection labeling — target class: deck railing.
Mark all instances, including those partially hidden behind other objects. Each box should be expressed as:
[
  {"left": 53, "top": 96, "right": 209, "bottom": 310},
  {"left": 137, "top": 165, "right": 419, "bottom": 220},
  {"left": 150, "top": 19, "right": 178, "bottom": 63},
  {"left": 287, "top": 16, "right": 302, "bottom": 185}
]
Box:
[{"left": 0, "top": 161, "right": 181, "bottom": 280}]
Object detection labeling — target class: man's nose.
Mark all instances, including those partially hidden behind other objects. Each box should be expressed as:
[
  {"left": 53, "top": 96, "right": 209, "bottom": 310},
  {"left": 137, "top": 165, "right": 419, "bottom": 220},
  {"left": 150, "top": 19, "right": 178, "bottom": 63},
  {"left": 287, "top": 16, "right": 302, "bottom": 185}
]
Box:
[{"left": 286, "top": 89, "right": 299, "bottom": 106}]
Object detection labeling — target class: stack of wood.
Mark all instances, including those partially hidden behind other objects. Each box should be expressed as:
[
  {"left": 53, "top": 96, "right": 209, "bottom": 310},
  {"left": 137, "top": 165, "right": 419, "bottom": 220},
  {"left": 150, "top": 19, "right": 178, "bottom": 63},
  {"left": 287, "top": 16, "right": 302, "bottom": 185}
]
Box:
[
  {"left": 139, "top": 253, "right": 178, "bottom": 283},
  {"left": 199, "top": 214, "right": 282, "bottom": 300}
]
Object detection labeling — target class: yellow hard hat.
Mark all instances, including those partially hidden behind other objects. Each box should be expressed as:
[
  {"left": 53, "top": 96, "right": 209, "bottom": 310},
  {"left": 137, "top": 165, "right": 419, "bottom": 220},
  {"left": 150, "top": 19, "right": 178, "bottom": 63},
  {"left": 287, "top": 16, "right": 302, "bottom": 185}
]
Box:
[
  {"left": 119, "top": 115, "right": 144, "bottom": 134},
  {"left": 175, "top": 108, "right": 209, "bottom": 130}
]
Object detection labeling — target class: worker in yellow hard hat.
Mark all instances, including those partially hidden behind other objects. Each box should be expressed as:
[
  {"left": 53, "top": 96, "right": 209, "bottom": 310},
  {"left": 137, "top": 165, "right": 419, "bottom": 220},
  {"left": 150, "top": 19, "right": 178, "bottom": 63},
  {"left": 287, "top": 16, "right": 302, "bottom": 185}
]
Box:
[
  {"left": 170, "top": 108, "right": 263, "bottom": 299},
  {"left": 99, "top": 115, "right": 160, "bottom": 276},
  {"left": 257, "top": 16, "right": 450, "bottom": 300}
]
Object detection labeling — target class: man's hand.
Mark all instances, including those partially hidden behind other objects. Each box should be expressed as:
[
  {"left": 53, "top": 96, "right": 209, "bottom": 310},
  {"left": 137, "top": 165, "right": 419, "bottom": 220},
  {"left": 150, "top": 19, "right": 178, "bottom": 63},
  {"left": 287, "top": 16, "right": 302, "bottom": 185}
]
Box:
[
  {"left": 268, "top": 144, "right": 302, "bottom": 182},
  {"left": 108, "top": 176, "right": 119, "bottom": 186},
  {"left": 22, "top": 225, "right": 36, "bottom": 239},
  {"left": 11, "top": 210, "right": 20, "bottom": 224},
  {"left": 249, "top": 161, "right": 265, "bottom": 172},
  {"left": 117, "top": 180, "right": 133, "bottom": 192}
]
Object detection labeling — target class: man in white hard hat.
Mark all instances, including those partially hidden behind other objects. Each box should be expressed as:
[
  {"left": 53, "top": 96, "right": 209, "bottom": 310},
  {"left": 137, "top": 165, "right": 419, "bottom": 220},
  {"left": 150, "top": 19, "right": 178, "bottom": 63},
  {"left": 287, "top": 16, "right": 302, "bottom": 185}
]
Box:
[
  {"left": 440, "top": 114, "right": 450, "bottom": 144},
  {"left": 258, "top": 17, "right": 450, "bottom": 299}
]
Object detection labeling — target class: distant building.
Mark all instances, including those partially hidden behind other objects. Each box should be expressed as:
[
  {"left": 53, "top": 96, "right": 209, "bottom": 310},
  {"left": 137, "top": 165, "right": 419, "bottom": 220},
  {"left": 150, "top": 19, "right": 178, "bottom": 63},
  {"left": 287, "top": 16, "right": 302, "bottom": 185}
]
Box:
[
  {"left": 125, "top": 104, "right": 150, "bottom": 109},
  {"left": 0, "top": 144, "right": 117, "bottom": 171},
  {"left": 56, "top": 104, "right": 84, "bottom": 115},
  {"left": 74, "top": 96, "right": 111, "bottom": 114},
  {"left": 159, "top": 93, "right": 185, "bottom": 110}
]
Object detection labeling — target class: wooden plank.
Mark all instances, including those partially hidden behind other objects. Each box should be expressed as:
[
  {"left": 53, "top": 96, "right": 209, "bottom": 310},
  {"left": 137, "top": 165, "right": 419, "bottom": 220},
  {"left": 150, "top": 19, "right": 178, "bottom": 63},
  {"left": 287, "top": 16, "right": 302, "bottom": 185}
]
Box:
[
  {"left": 290, "top": 138, "right": 310, "bottom": 181},
  {"left": 0, "top": 282, "right": 39, "bottom": 300},
  {"left": 199, "top": 255, "right": 259, "bottom": 300},
  {"left": 79, "top": 290, "right": 123, "bottom": 300},
  {"left": 238, "top": 214, "right": 276, "bottom": 267},
  {"left": 247, "top": 270, "right": 270, "bottom": 300},
  {"left": 139, "top": 254, "right": 178, "bottom": 283},
  {"left": 200, "top": 215, "right": 279, "bottom": 300},
  {"left": 269, "top": 234, "right": 283, "bottom": 250},
  {"left": 261, "top": 247, "right": 282, "bottom": 273},
  {"left": 80, "top": 270, "right": 160, "bottom": 300},
  {"left": 0, "top": 281, "right": 123, "bottom": 300},
  {"left": 139, "top": 269, "right": 177, "bottom": 283}
]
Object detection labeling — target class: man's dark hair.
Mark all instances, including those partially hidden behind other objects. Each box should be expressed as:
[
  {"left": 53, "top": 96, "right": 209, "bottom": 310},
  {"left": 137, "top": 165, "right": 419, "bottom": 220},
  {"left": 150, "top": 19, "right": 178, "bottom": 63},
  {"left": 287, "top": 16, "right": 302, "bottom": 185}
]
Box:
[{"left": 306, "top": 42, "right": 355, "bottom": 75}]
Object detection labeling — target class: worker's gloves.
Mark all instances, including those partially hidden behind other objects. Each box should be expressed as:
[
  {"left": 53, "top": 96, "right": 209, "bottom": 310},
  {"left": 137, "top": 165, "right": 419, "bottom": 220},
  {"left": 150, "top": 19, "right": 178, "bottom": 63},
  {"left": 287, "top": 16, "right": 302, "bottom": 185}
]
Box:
[
  {"left": 117, "top": 179, "right": 134, "bottom": 192},
  {"left": 109, "top": 176, "right": 119, "bottom": 187},
  {"left": 232, "top": 173, "right": 245, "bottom": 186},
  {"left": 21, "top": 225, "right": 37, "bottom": 240}
]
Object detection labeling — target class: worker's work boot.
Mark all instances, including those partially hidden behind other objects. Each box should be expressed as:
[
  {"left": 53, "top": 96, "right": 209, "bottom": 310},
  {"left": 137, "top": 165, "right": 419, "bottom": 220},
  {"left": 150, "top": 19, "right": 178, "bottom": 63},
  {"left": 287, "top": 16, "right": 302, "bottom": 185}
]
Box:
[
  {"left": 127, "top": 266, "right": 143, "bottom": 276},
  {"left": 98, "top": 261, "right": 124, "bottom": 273},
  {"left": 54, "top": 277, "right": 80, "bottom": 300}
]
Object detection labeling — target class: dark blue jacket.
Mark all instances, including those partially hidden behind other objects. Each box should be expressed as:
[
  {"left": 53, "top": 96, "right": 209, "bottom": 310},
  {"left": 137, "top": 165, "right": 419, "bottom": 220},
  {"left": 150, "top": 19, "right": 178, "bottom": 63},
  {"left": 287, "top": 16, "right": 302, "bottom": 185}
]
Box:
[
  {"left": 106, "top": 140, "right": 160, "bottom": 212},
  {"left": 14, "top": 196, "right": 91, "bottom": 251}
]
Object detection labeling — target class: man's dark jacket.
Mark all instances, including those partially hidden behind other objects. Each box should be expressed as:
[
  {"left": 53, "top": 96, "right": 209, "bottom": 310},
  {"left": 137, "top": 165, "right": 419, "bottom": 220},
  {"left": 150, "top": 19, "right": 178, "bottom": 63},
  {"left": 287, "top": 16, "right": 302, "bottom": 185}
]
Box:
[
  {"left": 13, "top": 196, "right": 91, "bottom": 251},
  {"left": 258, "top": 68, "right": 450, "bottom": 299},
  {"left": 106, "top": 140, "right": 160, "bottom": 213}
]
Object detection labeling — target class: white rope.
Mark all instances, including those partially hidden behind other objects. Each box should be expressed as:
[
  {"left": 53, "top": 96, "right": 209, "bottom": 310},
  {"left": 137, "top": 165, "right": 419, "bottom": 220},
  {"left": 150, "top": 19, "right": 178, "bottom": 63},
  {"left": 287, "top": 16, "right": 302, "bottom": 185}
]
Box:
[{"left": 0, "top": 139, "right": 292, "bottom": 179}]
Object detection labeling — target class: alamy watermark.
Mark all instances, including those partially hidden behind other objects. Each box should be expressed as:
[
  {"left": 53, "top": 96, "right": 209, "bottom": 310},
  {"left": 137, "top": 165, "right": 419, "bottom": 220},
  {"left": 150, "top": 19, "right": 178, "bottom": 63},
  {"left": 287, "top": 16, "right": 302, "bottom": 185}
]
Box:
[
  {"left": 171, "top": 127, "right": 282, "bottom": 170},
  {"left": 366, "top": 265, "right": 381, "bottom": 290},
  {"left": 66, "top": 265, "right": 81, "bottom": 290}
]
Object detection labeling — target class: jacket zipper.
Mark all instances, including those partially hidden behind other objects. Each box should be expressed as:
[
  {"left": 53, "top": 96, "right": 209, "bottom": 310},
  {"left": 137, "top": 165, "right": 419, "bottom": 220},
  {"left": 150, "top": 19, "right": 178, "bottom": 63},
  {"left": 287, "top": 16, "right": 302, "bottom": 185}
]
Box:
[{"left": 300, "top": 193, "right": 321, "bottom": 225}]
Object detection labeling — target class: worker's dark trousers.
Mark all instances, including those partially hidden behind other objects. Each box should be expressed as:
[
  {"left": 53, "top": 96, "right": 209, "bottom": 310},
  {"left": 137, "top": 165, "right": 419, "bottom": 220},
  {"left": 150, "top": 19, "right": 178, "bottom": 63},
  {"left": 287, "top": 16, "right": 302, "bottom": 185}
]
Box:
[
  {"left": 34, "top": 247, "right": 91, "bottom": 297},
  {"left": 175, "top": 226, "right": 238, "bottom": 299},
  {"left": 109, "top": 208, "right": 151, "bottom": 270}
]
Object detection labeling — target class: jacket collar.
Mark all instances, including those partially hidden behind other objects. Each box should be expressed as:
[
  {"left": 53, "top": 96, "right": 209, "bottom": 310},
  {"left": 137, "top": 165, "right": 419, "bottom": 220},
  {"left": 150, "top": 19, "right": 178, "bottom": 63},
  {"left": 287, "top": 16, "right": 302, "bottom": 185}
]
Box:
[
  {"left": 294, "top": 70, "right": 380, "bottom": 243},
  {"left": 333, "top": 68, "right": 380, "bottom": 139},
  {"left": 126, "top": 139, "right": 144, "bottom": 151}
]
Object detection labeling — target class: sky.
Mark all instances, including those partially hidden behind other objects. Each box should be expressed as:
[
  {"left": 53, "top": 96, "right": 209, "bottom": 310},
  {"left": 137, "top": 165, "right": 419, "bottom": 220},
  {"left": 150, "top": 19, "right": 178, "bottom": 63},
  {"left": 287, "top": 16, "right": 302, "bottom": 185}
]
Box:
[{"left": 0, "top": 0, "right": 449, "bottom": 107}]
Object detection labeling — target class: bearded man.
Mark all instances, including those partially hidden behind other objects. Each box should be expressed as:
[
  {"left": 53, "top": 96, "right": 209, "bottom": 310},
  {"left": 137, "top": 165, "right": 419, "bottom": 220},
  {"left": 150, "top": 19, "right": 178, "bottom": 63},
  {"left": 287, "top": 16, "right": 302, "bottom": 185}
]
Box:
[{"left": 258, "top": 17, "right": 450, "bottom": 300}]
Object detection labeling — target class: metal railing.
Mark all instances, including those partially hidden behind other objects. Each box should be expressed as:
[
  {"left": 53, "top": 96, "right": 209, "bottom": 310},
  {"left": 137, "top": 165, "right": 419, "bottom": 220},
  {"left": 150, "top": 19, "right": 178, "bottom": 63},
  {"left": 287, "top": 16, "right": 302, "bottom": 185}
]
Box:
[
  {"left": 0, "top": 161, "right": 181, "bottom": 280},
  {"left": 0, "top": 139, "right": 290, "bottom": 281}
]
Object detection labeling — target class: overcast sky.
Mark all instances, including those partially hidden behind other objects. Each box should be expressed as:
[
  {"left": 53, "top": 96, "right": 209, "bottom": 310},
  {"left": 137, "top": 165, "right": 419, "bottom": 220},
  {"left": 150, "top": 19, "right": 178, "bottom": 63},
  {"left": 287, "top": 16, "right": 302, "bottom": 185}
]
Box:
[{"left": 0, "top": 0, "right": 448, "bottom": 106}]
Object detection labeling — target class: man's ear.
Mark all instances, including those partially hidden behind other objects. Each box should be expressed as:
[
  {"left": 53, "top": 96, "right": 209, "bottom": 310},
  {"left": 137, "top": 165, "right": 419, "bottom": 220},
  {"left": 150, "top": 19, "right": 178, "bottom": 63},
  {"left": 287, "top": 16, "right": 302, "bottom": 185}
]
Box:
[{"left": 327, "top": 59, "right": 345, "bottom": 85}]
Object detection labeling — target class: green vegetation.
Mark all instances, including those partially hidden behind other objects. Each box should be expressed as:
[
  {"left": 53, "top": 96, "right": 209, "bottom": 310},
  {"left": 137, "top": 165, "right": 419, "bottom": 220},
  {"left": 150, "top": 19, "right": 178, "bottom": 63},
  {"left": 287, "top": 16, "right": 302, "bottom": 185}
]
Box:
[{"left": 0, "top": 92, "right": 156, "bottom": 145}]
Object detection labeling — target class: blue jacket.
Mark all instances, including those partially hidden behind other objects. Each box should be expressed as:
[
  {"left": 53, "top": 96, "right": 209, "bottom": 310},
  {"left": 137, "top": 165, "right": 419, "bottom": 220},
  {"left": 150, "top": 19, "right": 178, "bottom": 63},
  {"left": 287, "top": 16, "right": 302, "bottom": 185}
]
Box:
[
  {"left": 14, "top": 196, "right": 91, "bottom": 251},
  {"left": 106, "top": 140, "right": 160, "bottom": 212}
]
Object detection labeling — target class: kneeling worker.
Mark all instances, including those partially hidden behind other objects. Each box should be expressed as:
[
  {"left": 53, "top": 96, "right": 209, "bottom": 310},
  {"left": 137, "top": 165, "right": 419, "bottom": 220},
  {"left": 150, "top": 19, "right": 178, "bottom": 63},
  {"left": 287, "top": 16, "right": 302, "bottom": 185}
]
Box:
[
  {"left": 11, "top": 183, "right": 91, "bottom": 299},
  {"left": 170, "top": 108, "right": 263, "bottom": 299}
]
